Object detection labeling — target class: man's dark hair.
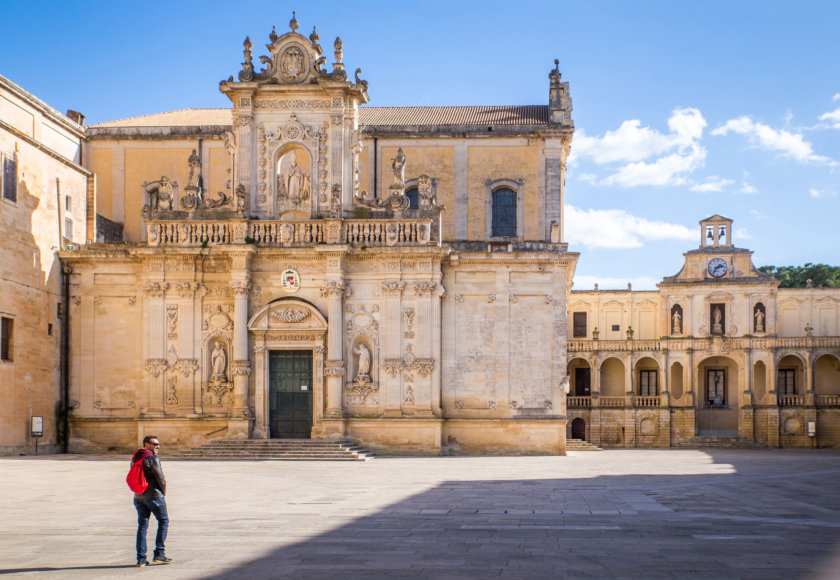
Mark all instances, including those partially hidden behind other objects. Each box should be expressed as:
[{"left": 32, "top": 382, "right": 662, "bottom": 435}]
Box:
[{"left": 143, "top": 435, "right": 159, "bottom": 445}]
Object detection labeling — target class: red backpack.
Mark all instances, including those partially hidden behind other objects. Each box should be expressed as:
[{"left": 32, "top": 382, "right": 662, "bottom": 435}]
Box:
[{"left": 127, "top": 457, "right": 149, "bottom": 494}]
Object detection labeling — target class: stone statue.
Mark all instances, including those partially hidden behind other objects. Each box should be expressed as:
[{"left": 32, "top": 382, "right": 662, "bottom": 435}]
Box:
[
  {"left": 391, "top": 148, "right": 406, "bottom": 187},
  {"left": 186, "top": 149, "right": 201, "bottom": 192},
  {"left": 149, "top": 176, "right": 174, "bottom": 211},
  {"left": 755, "top": 308, "right": 765, "bottom": 333},
  {"left": 712, "top": 306, "right": 723, "bottom": 334},
  {"left": 235, "top": 183, "right": 246, "bottom": 212},
  {"left": 211, "top": 341, "right": 227, "bottom": 381},
  {"left": 354, "top": 344, "right": 371, "bottom": 378},
  {"left": 282, "top": 152, "right": 309, "bottom": 200},
  {"left": 672, "top": 310, "right": 682, "bottom": 334}
]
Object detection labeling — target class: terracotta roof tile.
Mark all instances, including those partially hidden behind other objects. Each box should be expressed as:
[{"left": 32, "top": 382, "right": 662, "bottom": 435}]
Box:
[{"left": 89, "top": 105, "right": 550, "bottom": 129}]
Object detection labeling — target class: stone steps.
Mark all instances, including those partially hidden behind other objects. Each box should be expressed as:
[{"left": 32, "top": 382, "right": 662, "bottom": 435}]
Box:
[
  {"left": 176, "top": 439, "right": 375, "bottom": 461},
  {"left": 566, "top": 438, "right": 603, "bottom": 451},
  {"left": 673, "top": 436, "right": 766, "bottom": 449}
]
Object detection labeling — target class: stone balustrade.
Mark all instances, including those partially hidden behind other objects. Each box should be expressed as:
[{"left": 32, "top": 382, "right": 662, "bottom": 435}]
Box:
[
  {"left": 635, "top": 396, "right": 661, "bottom": 408},
  {"left": 567, "top": 396, "right": 591, "bottom": 408},
  {"left": 568, "top": 336, "right": 840, "bottom": 353},
  {"left": 816, "top": 395, "right": 840, "bottom": 407},
  {"left": 777, "top": 395, "right": 805, "bottom": 407},
  {"left": 599, "top": 396, "right": 625, "bottom": 408},
  {"left": 145, "top": 218, "right": 435, "bottom": 248}
]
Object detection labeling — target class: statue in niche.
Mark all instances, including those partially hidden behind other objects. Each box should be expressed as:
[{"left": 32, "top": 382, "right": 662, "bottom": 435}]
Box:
[
  {"left": 391, "top": 147, "right": 406, "bottom": 187},
  {"left": 186, "top": 149, "right": 201, "bottom": 192},
  {"left": 210, "top": 341, "right": 227, "bottom": 382},
  {"left": 235, "top": 183, "right": 246, "bottom": 212},
  {"left": 672, "top": 310, "right": 682, "bottom": 334},
  {"left": 711, "top": 306, "right": 723, "bottom": 334},
  {"left": 755, "top": 308, "right": 765, "bottom": 333},
  {"left": 147, "top": 176, "right": 174, "bottom": 211},
  {"left": 354, "top": 344, "right": 371, "bottom": 379},
  {"left": 277, "top": 151, "right": 310, "bottom": 204}
]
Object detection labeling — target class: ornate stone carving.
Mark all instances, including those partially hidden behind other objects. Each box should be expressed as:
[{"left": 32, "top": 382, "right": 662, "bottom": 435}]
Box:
[
  {"left": 324, "top": 360, "right": 346, "bottom": 377},
  {"left": 354, "top": 343, "right": 371, "bottom": 379},
  {"left": 545, "top": 295, "right": 554, "bottom": 304},
  {"left": 455, "top": 294, "right": 464, "bottom": 303},
  {"left": 231, "top": 361, "right": 251, "bottom": 376},
  {"left": 166, "top": 305, "right": 178, "bottom": 339},
  {"left": 142, "top": 176, "right": 177, "bottom": 213},
  {"left": 253, "top": 345, "right": 266, "bottom": 354},
  {"left": 144, "top": 282, "right": 168, "bottom": 297},
  {"left": 509, "top": 295, "right": 518, "bottom": 304},
  {"left": 205, "top": 380, "right": 233, "bottom": 405},
  {"left": 509, "top": 400, "right": 518, "bottom": 409},
  {"left": 128, "top": 296, "right": 136, "bottom": 305},
  {"left": 381, "top": 281, "right": 406, "bottom": 296},
  {"left": 544, "top": 400, "right": 553, "bottom": 409},
  {"left": 404, "top": 384, "right": 415, "bottom": 406},
  {"left": 144, "top": 359, "right": 167, "bottom": 377},
  {"left": 488, "top": 401, "right": 496, "bottom": 409},
  {"left": 488, "top": 294, "right": 496, "bottom": 303},
  {"left": 254, "top": 99, "right": 330, "bottom": 109},
  {"left": 413, "top": 282, "right": 438, "bottom": 296},
  {"left": 174, "top": 358, "right": 199, "bottom": 377},
  {"left": 454, "top": 400, "right": 464, "bottom": 410},
  {"left": 271, "top": 308, "right": 311, "bottom": 323},
  {"left": 320, "top": 280, "right": 348, "bottom": 297},
  {"left": 229, "top": 280, "right": 252, "bottom": 296},
  {"left": 72, "top": 296, "right": 81, "bottom": 305},
  {"left": 166, "top": 376, "right": 179, "bottom": 406},
  {"left": 210, "top": 341, "right": 228, "bottom": 382}
]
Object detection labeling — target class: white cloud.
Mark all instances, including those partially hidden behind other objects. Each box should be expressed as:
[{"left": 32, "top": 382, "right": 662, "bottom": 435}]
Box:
[
  {"left": 734, "top": 227, "right": 751, "bottom": 240},
  {"left": 834, "top": 93, "right": 840, "bottom": 101},
  {"left": 712, "top": 116, "right": 836, "bottom": 165},
  {"left": 819, "top": 107, "right": 840, "bottom": 129},
  {"left": 572, "top": 275, "right": 661, "bottom": 291},
  {"left": 571, "top": 108, "right": 708, "bottom": 187},
  {"left": 810, "top": 188, "right": 837, "bottom": 199},
  {"left": 565, "top": 206, "right": 696, "bottom": 249},
  {"left": 736, "top": 181, "right": 759, "bottom": 195},
  {"left": 749, "top": 209, "right": 768, "bottom": 220},
  {"left": 690, "top": 177, "right": 735, "bottom": 192},
  {"left": 578, "top": 173, "right": 598, "bottom": 183}
]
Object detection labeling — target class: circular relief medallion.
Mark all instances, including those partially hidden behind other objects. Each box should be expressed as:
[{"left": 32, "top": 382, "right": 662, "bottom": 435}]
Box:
[
  {"left": 278, "top": 44, "right": 310, "bottom": 84},
  {"left": 280, "top": 268, "right": 301, "bottom": 293}
]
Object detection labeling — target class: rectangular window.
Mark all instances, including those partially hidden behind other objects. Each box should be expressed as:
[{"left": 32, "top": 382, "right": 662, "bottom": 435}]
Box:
[
  {"left": 778, "top": 369, "right": 796, "bottom": 395},
  {"left": 65, "top": 195, "right": 72, "bottom": 212},
  {"left": 64, "top": 217, "right": 74, "bottom": 240},
  {"left": 1, "top": 317, "right": 13, "bottom": 362},
  {"left": 572, "top": 312, "right": 587, "bottom": 338},
  {"left": 639, "top": 370, "right": 657, "bottom": 396},
  {"left": 707, "top": 369, "right": 726, "bottom": 406},
  {"left": 2, "top": 153, "right": 18, "bottom": 203}
]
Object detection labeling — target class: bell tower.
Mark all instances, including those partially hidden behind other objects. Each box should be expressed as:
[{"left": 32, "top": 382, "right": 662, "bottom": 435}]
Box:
[{"left": 699, "top": 214, "right": 732, "bottom": 248}]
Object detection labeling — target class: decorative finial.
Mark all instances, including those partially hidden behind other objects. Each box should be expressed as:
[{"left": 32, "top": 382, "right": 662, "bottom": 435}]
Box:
[
  {"left": 334, "top": 36, "right": 343, "bottom": 64},
  {"left": 289, "top": 11, "right": 299, "bottom": 33},
  {"left": 244, "top": 36, "right": 252, "bottom": 51},
  {"left": 239, "top": 37, "right": 255, "bottom": 82},
  {"left": 554, "top": 58, "right": 559, "bottom": 71},
  {"left": 310, "top": 26, "right": 319, "bottom": 44},
  {"left": 269, "top": 25, "right": 278, "bottom": 43}
]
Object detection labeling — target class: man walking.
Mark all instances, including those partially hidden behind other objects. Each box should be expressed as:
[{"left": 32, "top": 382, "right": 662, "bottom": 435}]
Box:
[{"left": 131, "top": 435, "right": 173, "bottom": 567}]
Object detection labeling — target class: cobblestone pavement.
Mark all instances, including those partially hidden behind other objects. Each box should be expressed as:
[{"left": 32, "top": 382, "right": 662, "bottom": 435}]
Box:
[{"left": 1, "top": 449, "right": 839, "bottom": 579}]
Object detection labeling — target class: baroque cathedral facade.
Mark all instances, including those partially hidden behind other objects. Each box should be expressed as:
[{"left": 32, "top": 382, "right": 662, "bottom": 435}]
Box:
[{"left": 1, "top": 15, "right": 838, "bottom": 454}]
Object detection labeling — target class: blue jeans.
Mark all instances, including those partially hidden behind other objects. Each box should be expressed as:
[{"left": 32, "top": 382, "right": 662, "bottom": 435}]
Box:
[{"left": 134, "top": 496, "right": 168, "bottom": 560}]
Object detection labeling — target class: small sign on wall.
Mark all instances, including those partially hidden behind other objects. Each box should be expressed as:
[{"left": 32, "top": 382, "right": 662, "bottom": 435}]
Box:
[
  {"left": 301, "top": 385, "right": 308, "bottom": 391},
  {"left": 31, "top": 416, "right": 43, "bottom": 438},
  {"left": 808, "top": 421, "right": 816, "bottom": 437}
]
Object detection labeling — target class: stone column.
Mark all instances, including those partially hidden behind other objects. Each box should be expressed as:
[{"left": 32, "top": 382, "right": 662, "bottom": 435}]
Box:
[
  {"left": 544, "top": 139, "right": 566, "bottom": 242},
  {"left": 381, "top": 281, "right": 406, "bottom": 417},
  {"left": 229, "top": 279, "right": 251, "bottom": 415},
  {"left": 143, "top": 281, "right": 168, "bottom": 414},
  {"left": 252, "top": 345, "right": 268, "bottom": 438},
  {"left": 413, "top": 281, "right": 436, "bottom": 417},
  {"left": 767, "top": 354, "right": 780, "bottom": 447},
  {"left": 176, "top": 282, "right": 200, "bottom": 415},
  {"left": 322, "top": 280, "right": 346, "bottom": 417}
]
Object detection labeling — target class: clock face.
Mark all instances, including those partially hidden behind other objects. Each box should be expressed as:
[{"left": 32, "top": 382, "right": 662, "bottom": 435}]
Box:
[{"left": 708, "top": 258, "right": 728, "bottom": 277}]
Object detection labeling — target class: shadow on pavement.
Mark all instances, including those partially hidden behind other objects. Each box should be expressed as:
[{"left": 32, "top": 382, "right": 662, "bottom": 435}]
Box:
[{"left": 201, "top": 450, "right": 840, "bottom": 579}]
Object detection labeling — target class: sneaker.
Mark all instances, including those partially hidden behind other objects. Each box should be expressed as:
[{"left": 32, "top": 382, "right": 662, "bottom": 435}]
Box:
[
  {"left": 136, "top": 560, "right": 149, "bottom": 567},
  {"left": 153, "top": 555, "right": 173, "bottom": 564}
]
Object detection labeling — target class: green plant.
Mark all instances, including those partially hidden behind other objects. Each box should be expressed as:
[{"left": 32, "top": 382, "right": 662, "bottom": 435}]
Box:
[{"left": 244, "top": 236, "right": 257, "bottom": 244}]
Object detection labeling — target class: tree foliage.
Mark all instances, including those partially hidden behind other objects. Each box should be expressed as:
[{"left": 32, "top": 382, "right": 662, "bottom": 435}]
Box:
[{"left": 758, "top": 263, "right": 840, "bottom": 288}]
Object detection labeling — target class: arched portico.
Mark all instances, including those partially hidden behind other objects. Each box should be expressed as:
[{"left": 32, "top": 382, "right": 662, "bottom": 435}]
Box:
[
  {"left": 696, "top": 355, "right": 740, "bottom": 435},
  {"left": 248, "top": 298, "right": 329, "bottom": 439}
]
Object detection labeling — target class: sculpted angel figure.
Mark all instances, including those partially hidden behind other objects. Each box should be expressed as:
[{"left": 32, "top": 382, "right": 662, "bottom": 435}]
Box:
[
  {"left": 211, "top": 341, "right": 227, "bottom": 381},
  {"left": 391, "top": 148, "right": 406, "bottom": 187},
  {"left": 354, "top": 344, "right": 371, "bottom": 378},
  {"left": 186, "top": 149, "right": 201, "bottom": 191},
  {"left": 148, "top": 176, "right": 174, "bottom": 211}
]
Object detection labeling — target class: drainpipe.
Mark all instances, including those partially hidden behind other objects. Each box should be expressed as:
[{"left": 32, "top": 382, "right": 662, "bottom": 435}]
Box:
[{"left": 61, "top": 263, "right": 71, "bottom": 453}]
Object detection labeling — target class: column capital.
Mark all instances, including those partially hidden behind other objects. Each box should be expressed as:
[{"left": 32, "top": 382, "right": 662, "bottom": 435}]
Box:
[{"left": 229, "top": 279, "right": 252, "bottom": 296}]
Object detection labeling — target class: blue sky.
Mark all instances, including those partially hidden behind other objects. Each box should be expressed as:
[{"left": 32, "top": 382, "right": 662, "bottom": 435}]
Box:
[{"left": 2, "top": 0, "right": 838, "bottom": 289}]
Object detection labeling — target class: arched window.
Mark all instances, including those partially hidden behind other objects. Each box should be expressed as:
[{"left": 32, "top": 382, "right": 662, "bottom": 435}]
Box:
[
  {"left": 405, "top": 186, "right": 419, "bottom": 210},
  {"left": 491, "top": 188, "right": 517, "bottom": 237}
]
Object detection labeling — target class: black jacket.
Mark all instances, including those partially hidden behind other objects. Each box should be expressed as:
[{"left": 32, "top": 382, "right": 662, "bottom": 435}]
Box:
[{"left": 131, "top": 449, "right": 166, "bottom": 500}]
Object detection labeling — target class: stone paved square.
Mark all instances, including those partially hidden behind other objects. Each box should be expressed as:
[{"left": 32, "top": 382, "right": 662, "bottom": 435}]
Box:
[{"left": 1, "top": 449, "right": 840, "bottom": 579}]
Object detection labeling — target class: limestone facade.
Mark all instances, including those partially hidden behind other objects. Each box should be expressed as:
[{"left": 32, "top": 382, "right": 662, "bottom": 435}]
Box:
[
  {"left": 566, "top": 215, "right": 840, "bottom": 448},
  {"left": 0, "top": 74, "right": 88, "bottom": 454},
  {"left": 60, "top": 19, "right": 576, "bottom": 454}
]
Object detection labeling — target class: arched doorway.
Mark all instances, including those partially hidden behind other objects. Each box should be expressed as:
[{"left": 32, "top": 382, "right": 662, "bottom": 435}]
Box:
[
  {"left": 567, "top": 357, "right": 592, "bottom": 397},
  {"left": 571, "top": 418, "right": 586, "bottom": 441},
  {"left": 696, "top": 355, "right": 739, "bottom": 436}
]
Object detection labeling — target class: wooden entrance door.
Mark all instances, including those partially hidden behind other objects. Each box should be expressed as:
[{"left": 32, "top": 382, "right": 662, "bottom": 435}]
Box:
[
  {"left": 268, "top": 350, "right": 313, "bottom": 439},
  {"left": 574, "top": 367, "right": 591, "bottom": 396}
]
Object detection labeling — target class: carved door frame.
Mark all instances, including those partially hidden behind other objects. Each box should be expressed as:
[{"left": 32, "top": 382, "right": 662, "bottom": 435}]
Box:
[{"left": 248, "top": 300, "right": 327, "bottom": 438}]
